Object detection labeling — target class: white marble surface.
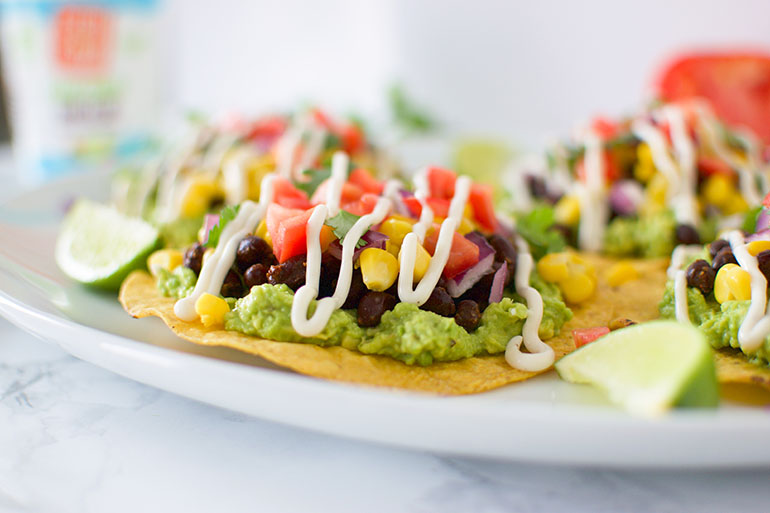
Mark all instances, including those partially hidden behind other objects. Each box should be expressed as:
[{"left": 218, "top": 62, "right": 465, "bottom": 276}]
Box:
[{"left": 2, "top": 318, "right": 770, "bottom": 513}]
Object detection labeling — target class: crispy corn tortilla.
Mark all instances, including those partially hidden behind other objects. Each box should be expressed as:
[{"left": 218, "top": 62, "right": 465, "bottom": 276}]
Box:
[{"left": 119, "top": 255, "right": 669, "bottom": 395}]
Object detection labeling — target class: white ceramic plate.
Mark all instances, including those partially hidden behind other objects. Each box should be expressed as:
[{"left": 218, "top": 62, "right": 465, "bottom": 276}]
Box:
[{"left": 2, "top": 172, "right": 770, "bottom": 468}]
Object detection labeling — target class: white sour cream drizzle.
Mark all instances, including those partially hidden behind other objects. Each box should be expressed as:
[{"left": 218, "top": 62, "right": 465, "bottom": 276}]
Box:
[
  {"left": 696, "top": 105, "right": 765, "bottom": 207},
  {"left": 173, "top": 150, "right": 549, "bottom": 370},
  {"left": 504, "top": 234, "right": 555, "bottom": 372},
  {"left": 275, "top": 113, "right": 328, "bottom": 181},
  {"left": 726, "top": 230, "right": 770, "bottom": 353},
  {"left": 174, "top": 174, "right": 277, "bottom": 321},
  {"left": 667, "top": 244, "right": 703, "bottom": 324},
  {"left": 222, "top": 146, "right": 256, "bottom": 206},
  {"left": 398, "top": 175, "right": 471, "bottom": 306},
  {"left": 672, "top": 232, "right": 770, "bottom": 353},
  {"left": 575, "top": 131, "right": 608, "bottom": 252}
]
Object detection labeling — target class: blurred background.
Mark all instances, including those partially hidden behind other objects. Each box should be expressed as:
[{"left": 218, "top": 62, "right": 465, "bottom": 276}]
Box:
[{"left": 1, "top": 0, "right": 770, "bottom": 184}]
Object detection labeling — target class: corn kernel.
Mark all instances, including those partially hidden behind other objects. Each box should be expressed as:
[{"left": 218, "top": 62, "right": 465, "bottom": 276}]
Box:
[
  {"left": 398, "top": 243, "right": 431, "bottom": 283},
  {"left": 568, "top": 253, "right": 597, "bottom": 281},
  {"left": 385, "top": 240, "right": 401, "bottom": 257},
  {"left": 714, "top": 263, "right": 752, "bottom": 303},
  {"left": 181, "top": 179, "right": 220, "bottom": 218},
  {"left": 387, "top": 214, "right": 416, "bottom": 225},
  {"left": 554, "top": 195, "right": 581, "bottom": 227},
  {"left": 723, "top": 193, "right": 749, "bottom": 216},
  {"left": 606, "top": 260, "right": 639, "bottom": 287},
  {"left": 747, "top": 240, "right": 770, "bottom": 257},
  {"left": 194, "top": 293, "right": 230, "bottom": 327},
  {"left": 560, "top": 272, "right": 596, "bottom": 304},
  {"left": 646, "top": 173, "right": 668, "bottom": 206},
  {"left": 360, "top": 248, "right": 399, "bottom": 291},
  {"left": 147, "top": 249, "right": 183, "bottom": 278},
  {"left": 255, "top": 219, "right": 272, "bottom": 247},
  {"left": 633, "top": 143, "right": 656, "bottom": 183},
  {"left": 537, "top": 253, "right": 570, "bottom": 283},
  {"left": 456, "top": 216, "right": 476, "bottom": 235},
  {"left": 702, "top": 174, "right": 734, "bottom": 208},
  {"left": 380, "top": 217, "right": 414, "bottom": 247}
]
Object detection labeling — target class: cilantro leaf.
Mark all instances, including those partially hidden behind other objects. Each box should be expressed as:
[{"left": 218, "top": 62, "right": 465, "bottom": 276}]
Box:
[
  {"left": 515, "top": 206, "right": 566, "bottom": 260},
  {"left": 389, "top": 84, "right": 435, "bottom": 133},
  {"left": 204, "top": 204, "right": 240, "bottom": 248},
  {"left": 295, "top": 168, "right": 331, "bottom": 197},
  {"left": 325, "top": 211, "right": 366, "bottom": 248}
]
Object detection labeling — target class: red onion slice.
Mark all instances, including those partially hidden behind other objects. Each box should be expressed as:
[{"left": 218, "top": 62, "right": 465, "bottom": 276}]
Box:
[
  {"left": 745, "top": 228, "right": 770, "bottom": 243},
  {"left": 445, "top": 232, "right": 496, "bottom": 298},
  {"left": 755, "top": 208, "right": 770, "bottom": 233},
  {"left": 201, "top": 214, "right": 220, "bottom": 244},
  {"left": 488, "top": 263, "right": 508, "bottom": 304},
  {"left": 326, "top": 230, "right": 389, "bottom": 261},
  {"left": 609, "top": 180, "right": 644, "bottom": 217}
]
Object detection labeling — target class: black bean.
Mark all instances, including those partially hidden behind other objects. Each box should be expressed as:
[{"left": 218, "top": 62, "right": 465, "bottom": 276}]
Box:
[
  {"left": 267, "top": 255, "right": 306, "bottom": 291},
  {"left": 686, "top": 259, "right": 716, "bottom": 296},
  {"left": 243, "top": 263, "right": 268, "bottom": 289},
  {"left": 236, "top": 236, "right": 275, "bottom": 271},
  {"left": 455, "top": 300, "right": 482, "bottom": 332},
  {"left": 220, "top": 269, "right": 244, "bottom": 298},
  {"left": 458, "top": 271, "right": 495, "bottom": 311},
  {"left": 357, "top": 291, "right": 397, "bottom": 327},
  {"left": 341, "top": 269, "right": 368, "bottom": 309},
  {"left": 420, "top": 287, "right": 456, "bottom": 317},
  {"left": 526, "top": 175, "right": 548, "bottom": 199},
  {"left": 318, "top": 254, "right": 342, "bottom": 299},
  {"left": 488, "top": 234, "right": 517, "bottom": 284},
  {"left": 675, "top": 224, "right": 700, "bottom": 245},
  {"left": 183, "top": 242, "right": 205, "bottom": 275},
  {"left": 758, "top": 250, "right": 770, "bottom": 282},
  {"left": 708, "top": 239, "right": 730, "bottom": 260},
  {"left": 712, "top": 247, "right": 738, "bottom": 271}
]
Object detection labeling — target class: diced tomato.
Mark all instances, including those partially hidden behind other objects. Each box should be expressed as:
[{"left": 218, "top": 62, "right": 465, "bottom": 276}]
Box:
[
  {"left": 591, "top": 116, "right": 619, "bottom": 140},
  {"left": 246, "top": 115, "right": 287, "bottom": 141},
  {"left": 311, "top": 107, "right": 335, "bottom": 130},
  {"left": 401, "top": 197, "right": 450, "bottom": 218},
  {"left": 343, "top": 193, "right": 380, "bottom": 217},
  {"left": 762, "top": 194, "right": 770, "bottom": 209},
  {"left": 468, "top": 183, "right": 498, "bottom": 232},
  {"left": 697, "top": 156, "right": 733, "bottom": 177},
  {"left": 272, "top": 177, "right": 312, "bottom": 210},
  {"left": 575, "top": 150, "right": 621, "bottom": 183},
  {"left": 311, "top": 180, "right": 364, "bottom": 206},
  {"left": 348, "top": 168, "right": 384, "bottom": 195},
  {"left": 656, "top": 52, "right": 770, "bottom": 144},
  {"left": 424, "top": 230, "right": 480, "bottom": 279},
  {"left": 427, "top": 166, "right": 457, "bottom": 199},
  {"left": 339, "top": 123, "right": 366, "bottom": 155},
  {"left": 266, "top": 204, "right": 305, "bottom": 262},
  {"left": 572, "top": 326, "right": 611, "bottom": 348}
]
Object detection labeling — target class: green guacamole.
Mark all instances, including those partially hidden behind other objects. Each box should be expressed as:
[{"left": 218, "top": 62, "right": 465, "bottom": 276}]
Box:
[
  {"left": 157, "top": 268, "right": 572, "bottom": 366},
  {"left": 660, "top": 282, "right": 770, "bottom": 366},
  {"left": 604, "top": 210, "right": 717, "bottom": 258},
  {"left": 157, "top": 266, "right": 197, "bottom": 299}
]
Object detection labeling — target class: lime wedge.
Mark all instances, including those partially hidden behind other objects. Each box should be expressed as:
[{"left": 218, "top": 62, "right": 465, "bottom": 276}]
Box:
[
  {"left": 452, "top": 139, "right": 511, "bottom": 186},
  {"left": 56, "top": 199, "right": 160, "bottom": 290},
  {"left": 555, "top": 321, "right": 719, "bottom": 416}
]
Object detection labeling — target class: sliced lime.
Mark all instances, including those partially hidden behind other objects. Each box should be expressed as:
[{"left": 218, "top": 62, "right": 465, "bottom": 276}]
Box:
[
  {"left": 452, "top": 139, "right": 511, "bottom": 186},
  {"left": 555, "top": 320, "right": 719, "bottom": 416},
  {"left": 56, "top": 199, "right": 161, "bottom": 290}
]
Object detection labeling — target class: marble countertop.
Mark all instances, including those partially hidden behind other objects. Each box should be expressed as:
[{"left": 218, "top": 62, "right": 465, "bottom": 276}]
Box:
[{"left": 2, "top": 160, "right": 770, "bottom": 513}]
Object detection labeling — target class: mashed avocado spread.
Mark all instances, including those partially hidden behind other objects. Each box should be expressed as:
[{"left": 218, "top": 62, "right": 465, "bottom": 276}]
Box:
[
  {"left": 660, "top": 282, "right": 770, "bottom": 366},
  {"left": 604, "top": 210, "right": 717, "bottom": 258},
  {"left": 157, "top": 268, "right": 572, "bottom": 366}
]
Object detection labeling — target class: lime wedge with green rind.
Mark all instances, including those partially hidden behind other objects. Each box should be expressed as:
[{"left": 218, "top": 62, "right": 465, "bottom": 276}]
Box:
[
  {"left": 56, "top": 199, "right": 161, "bottom": 290},
  {"left": 453, "top": 139, "right": 511, "bottom": 186},
  {"left": 555, "top": 320, "right": 719, "bottom": 416}
]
